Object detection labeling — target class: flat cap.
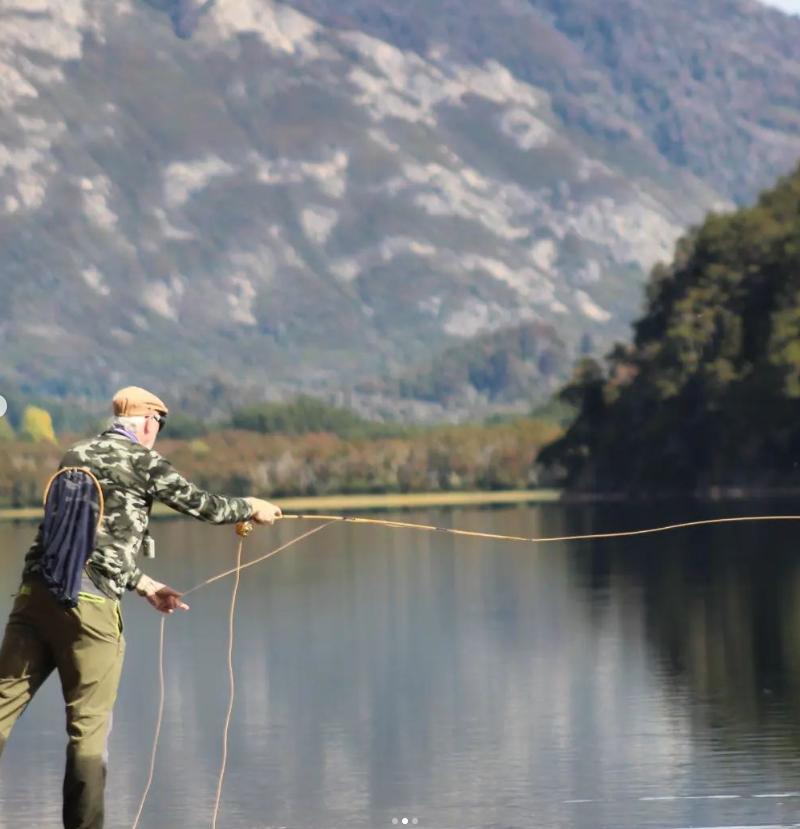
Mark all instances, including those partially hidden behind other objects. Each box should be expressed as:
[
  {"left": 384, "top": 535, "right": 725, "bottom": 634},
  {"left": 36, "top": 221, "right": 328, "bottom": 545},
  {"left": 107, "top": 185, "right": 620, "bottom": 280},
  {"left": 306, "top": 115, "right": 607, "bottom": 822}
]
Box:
[{"left": 112, "top": 386, "right": 169, "bottom": 416}]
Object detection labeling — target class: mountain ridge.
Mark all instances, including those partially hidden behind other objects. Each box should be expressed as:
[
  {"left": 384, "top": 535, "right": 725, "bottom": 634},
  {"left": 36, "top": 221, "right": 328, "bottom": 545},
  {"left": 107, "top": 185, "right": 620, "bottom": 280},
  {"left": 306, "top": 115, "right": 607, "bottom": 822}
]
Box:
[{"left": 1, "top": 0, "right": 798, "bottom": 412}]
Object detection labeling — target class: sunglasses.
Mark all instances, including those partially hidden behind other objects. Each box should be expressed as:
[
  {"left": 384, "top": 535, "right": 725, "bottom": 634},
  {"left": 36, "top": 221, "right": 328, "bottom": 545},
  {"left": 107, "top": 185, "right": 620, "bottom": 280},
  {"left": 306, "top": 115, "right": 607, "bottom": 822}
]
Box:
[{"left": 152, "top": 412, "right": 167, "bottom": 433}]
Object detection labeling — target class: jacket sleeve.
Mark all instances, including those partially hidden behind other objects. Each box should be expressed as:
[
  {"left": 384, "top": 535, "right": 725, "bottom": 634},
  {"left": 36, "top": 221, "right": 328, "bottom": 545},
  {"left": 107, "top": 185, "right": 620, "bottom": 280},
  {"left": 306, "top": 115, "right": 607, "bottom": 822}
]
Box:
[
  {"left": 125, "top": 562, "right": 144, "bottom": 592},
  {"left": 143, "top": 453, "right": 254, "bottom": 525}
]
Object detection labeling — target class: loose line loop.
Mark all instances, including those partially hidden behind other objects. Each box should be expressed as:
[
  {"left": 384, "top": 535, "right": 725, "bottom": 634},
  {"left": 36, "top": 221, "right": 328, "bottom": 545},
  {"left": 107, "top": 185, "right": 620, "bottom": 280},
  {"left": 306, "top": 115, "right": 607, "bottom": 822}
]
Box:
[
  {"left": 130, "top": 619, "right": 165, "bottom": 829},
  {"left": 132, "top": 522, "right": 335, "bottom": 828},
  {"left": 210, "top": 535, "right": 243, "bottom": 829}
]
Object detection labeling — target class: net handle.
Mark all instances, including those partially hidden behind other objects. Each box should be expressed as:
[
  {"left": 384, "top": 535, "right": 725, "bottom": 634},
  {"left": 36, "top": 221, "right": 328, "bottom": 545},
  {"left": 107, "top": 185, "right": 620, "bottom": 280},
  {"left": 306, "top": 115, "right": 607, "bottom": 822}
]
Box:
[{"left": 42, "top": 466, "right": 105, "bottom": 530}]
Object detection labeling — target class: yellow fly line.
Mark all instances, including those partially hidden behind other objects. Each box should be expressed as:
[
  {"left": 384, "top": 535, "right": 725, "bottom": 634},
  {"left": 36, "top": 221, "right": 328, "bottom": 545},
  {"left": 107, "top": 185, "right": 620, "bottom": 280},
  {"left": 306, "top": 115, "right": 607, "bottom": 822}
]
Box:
[
  {"left": 131, "top": 522, "right": 336, "bottom": 829},
  {"left": 280, "top": 511, "right": 800, "bottom": 544},
  {"left": 132, "top": 508, "right": 800, "bottom": 827}
]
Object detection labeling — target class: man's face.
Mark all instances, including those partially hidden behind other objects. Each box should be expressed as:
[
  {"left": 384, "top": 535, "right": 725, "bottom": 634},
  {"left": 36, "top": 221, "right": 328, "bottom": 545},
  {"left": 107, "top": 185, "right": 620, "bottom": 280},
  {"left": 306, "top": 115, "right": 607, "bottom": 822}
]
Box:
[{"left": 141, "top": 413, "right": 160, "bottom": 449}]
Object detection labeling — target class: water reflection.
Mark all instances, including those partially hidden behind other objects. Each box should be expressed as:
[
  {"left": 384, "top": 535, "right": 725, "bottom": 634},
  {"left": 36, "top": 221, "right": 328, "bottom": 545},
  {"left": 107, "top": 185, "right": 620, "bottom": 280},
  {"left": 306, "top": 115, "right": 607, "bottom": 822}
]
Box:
[{"left": 1, "top": 503, "right": 800, "bottom": 828}]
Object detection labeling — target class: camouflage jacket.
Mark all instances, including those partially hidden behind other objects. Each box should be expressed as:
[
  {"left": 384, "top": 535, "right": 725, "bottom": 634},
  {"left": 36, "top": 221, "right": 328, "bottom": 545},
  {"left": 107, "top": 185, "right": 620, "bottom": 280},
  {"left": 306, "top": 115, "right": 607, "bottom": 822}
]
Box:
[{"left": 23, "top": 430, "right": 254, "bottom": 599}]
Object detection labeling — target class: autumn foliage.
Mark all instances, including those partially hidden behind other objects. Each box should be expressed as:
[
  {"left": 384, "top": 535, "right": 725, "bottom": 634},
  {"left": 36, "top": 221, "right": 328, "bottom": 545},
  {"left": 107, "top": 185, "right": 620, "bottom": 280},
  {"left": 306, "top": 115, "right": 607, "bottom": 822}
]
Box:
[{"left": 0, "top": 419, "right": 562, "bottom": 509}]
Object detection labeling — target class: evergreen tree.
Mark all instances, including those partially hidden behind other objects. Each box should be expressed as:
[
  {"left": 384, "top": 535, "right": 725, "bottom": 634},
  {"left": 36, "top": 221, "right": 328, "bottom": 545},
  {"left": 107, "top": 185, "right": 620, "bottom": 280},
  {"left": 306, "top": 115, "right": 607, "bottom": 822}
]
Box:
[{"left": 541, "top": 162, "right": 800, "bottom": 492}]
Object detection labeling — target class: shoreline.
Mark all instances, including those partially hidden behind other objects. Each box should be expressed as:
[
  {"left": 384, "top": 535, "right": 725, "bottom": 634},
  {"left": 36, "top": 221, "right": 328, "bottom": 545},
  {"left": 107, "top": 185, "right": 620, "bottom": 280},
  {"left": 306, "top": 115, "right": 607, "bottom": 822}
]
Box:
[
  {"left": 0, "top": 489, "right": 562, "bottom": 523},
  {"left": 5, "top": 485, "right": 797, "bottom": 523}
]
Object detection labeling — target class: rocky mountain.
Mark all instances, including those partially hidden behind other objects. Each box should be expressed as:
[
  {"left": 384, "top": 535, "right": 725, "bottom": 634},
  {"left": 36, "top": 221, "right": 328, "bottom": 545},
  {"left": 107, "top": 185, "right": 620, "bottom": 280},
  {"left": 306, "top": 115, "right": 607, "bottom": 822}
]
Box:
[
  {"left": 1, "top": 0, "right": 799, "bottom": 414},
  {"left": 279, "top": 0, "right": 800, "bottom": 204}
]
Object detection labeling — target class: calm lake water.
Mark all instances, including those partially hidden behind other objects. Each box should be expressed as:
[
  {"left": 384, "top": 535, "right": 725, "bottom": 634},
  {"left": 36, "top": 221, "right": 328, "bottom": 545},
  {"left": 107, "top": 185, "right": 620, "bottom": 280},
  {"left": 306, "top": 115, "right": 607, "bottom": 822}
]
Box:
[{"left": 3, "top": 501, "right": 800, "bottom": 829}]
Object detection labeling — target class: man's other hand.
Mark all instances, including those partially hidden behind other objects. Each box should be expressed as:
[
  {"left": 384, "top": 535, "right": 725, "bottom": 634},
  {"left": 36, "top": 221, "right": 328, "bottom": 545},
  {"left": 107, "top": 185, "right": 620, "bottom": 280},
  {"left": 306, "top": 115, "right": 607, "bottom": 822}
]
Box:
[
  {"left": 147, "top": 585, "right": 189, "bottom": 614},
  {"left": 246, "top": 497, "right": 283, "bottom": 525},
  {"left": 137, "top": 575, "right": 189, "bottom": 613}
]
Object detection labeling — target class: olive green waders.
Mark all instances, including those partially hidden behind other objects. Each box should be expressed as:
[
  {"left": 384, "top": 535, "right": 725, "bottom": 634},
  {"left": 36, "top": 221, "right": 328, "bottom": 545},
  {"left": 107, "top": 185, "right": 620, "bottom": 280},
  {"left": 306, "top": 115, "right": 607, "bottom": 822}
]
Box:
[{"left": 0, "top": 580, "right": 125, "bottom": 829}]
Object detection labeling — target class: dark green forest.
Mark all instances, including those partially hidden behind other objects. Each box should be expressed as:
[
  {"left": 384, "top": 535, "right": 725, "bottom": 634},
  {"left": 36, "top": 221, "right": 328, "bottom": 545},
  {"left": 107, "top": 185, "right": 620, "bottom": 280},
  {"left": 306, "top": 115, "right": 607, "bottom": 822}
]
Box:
[{"left": 541, "top": 163, "right": 800, "bottom": 494}]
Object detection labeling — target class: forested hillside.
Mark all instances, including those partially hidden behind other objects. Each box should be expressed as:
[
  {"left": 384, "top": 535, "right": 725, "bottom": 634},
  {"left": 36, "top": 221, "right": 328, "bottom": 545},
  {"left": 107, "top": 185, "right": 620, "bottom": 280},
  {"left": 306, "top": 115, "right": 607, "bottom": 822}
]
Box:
[{"left": 540, "top": 164, "right": 800, "bottom": 493}]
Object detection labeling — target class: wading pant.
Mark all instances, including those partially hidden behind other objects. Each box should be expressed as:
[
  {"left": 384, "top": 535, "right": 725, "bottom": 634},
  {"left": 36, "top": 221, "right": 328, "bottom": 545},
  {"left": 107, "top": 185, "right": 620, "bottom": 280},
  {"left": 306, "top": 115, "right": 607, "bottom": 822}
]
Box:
[{"left": 0, "top": 580, "right": 125, "bottom": 829}]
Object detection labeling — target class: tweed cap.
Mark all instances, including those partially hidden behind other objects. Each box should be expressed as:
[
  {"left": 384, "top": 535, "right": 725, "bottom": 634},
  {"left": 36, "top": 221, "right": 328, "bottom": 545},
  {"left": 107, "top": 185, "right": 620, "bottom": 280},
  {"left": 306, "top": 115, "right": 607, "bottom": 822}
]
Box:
[{"left": 112, "top": 386, "right": 169, "bottom": 416}]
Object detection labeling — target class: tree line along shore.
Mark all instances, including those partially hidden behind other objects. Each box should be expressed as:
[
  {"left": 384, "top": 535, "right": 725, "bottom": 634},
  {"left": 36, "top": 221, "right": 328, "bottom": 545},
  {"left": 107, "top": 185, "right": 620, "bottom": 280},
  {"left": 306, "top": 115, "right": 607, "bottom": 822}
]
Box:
[{"left": 0, "top": 405, "right": 563, "bottom": 511}]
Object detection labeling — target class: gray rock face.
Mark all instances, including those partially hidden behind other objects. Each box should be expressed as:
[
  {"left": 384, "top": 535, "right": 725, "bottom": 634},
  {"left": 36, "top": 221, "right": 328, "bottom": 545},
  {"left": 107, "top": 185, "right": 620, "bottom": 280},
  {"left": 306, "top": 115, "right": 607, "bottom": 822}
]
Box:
[
  {"left": 0, "top": 0, "right": 794, "bottom": 405},
  {"left": 142, "top": 0, "right": 215, "bottom": 38},
  {"left": 283, "top": 0, "right": 800, "bottom": 204}
]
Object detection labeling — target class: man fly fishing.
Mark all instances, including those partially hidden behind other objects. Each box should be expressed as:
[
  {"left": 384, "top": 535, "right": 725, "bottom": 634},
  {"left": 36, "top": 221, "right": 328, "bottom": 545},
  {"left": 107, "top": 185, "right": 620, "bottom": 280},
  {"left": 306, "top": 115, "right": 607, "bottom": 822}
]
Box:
[{"left": 0, "top": 385, "right": 282, "bottom": 829}]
